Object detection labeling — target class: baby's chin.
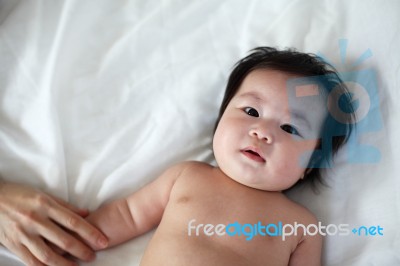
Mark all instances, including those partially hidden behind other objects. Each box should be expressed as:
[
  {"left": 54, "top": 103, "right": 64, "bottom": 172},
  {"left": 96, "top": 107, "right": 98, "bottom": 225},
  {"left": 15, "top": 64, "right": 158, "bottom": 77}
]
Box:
[
  {"left": 216, "top": 164, "right": 297, "bottom": 191},
  {"left": 228, "top": 176, "right": 282, "bottom": 192},
  {"left": 230, "top": 174, "right": 298, "bottom": 192}
]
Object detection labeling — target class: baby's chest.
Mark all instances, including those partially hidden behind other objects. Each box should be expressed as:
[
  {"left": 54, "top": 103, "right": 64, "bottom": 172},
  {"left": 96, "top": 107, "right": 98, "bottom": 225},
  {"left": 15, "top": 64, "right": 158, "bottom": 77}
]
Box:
[
  {"left": 161, "top": 206, "right": 293, "bottom": 263},
  {"left": 166, "top": 180, "right": 294, "bottom": 235},
  {"left": 162, "top": 196, "right": 295, "bottom": 265},
  {"left": 159, "top": 180, "right": 300, "bottom": 263}
]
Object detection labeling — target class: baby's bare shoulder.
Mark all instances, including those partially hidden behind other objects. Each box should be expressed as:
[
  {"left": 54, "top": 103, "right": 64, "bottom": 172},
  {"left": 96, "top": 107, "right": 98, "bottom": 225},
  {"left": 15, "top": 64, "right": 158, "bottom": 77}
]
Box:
[
  {"left": 282, "top": 198, "right": 322, "bottom": 265},
  {"left": 280, "top": 195, "right": 318, "bottom": 225},
  {"left": 160, "top": 161, "right": 210, "bottom": 178},
  {"left": 181, "top": 160, "right": 213, "bottom": 169},
  {"left": 164, "top": 161, "right": 214, "bottom": 187},
  {"left": 171, "top": 161, "right": 214, "bottom": 176}
]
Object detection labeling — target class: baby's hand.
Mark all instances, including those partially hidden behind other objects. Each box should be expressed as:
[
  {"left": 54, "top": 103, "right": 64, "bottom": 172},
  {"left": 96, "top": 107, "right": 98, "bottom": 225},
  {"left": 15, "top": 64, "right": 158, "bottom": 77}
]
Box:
[{"left": 84, "top": 198, "right": 142, "bottom": 249}]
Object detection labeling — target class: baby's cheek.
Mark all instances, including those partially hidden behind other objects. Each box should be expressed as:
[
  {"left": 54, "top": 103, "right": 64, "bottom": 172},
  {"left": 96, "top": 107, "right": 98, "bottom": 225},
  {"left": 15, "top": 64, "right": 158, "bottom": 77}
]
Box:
[
  {"left": 213, "top": 132, "right": 228, "bottom": 165},
  {"left": 276, "top": 155, "right": 304, "bottom": 180}
]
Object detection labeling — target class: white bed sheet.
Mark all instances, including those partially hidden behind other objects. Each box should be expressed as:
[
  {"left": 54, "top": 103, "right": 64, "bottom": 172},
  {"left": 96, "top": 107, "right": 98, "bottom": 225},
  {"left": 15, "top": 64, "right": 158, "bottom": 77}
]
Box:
[{"left": 0, "top": 0, "right": 399, "bottom": 265}]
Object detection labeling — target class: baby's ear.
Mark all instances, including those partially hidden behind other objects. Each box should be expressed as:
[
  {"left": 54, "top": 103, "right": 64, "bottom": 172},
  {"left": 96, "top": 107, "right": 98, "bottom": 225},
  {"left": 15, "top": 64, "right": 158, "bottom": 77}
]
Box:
[
  {"left": 300, "top": 168, "right": 312, "bottom": 180},
  {"left": 304, "top": 168, "right": 313, "bottom": 178}
]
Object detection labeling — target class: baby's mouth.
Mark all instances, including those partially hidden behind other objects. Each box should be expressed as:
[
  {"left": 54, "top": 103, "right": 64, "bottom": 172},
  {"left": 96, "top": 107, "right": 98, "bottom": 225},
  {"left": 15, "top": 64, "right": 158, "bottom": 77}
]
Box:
[{"left": 241, "top": 148, "right": 266, "bottom": 163}]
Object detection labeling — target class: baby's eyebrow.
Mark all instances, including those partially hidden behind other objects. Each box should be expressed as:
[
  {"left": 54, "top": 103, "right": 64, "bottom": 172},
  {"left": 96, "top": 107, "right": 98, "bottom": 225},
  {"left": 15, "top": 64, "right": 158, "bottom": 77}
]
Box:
[{"left": 237, "top": 92, "right": 263, "bottom": 101}]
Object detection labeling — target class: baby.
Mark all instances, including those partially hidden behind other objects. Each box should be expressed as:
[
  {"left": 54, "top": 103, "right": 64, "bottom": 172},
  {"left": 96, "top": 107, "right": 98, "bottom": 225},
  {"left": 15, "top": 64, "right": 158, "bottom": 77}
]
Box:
[{"left": 86, "top": 47, "right": 354, "bottom": 265}]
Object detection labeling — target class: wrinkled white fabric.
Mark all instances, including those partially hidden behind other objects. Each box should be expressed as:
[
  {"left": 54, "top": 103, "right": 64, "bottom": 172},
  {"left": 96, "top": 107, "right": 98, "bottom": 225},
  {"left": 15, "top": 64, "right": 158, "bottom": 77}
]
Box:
[{"left": 0, "top": 0, "right": 399, "bottom": 265}]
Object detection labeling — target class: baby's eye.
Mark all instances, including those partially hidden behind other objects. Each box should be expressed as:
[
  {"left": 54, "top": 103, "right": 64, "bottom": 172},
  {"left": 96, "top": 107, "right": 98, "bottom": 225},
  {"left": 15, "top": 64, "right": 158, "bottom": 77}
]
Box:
[
  {"left": 244, "top": 107, "right": 259, "bottom": 117},
  {"left": 280, "top": 124, "right": 300, "bottom": 136}
]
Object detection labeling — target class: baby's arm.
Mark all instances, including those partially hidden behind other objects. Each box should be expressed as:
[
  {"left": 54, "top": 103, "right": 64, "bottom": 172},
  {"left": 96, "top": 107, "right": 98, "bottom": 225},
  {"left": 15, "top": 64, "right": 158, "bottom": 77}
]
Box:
[
  {"left": 288, "top": 217, "right": 322, "bottom": 266},
  {"left": 86, "top": 163, "right": 187, "bottom": 249}
]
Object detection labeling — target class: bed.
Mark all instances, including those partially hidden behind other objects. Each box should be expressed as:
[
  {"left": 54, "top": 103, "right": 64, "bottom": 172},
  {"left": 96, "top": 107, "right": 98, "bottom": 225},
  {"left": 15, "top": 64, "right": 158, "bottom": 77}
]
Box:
[{"left": 0, "top": 0, "right": 399, "bottom": 265}]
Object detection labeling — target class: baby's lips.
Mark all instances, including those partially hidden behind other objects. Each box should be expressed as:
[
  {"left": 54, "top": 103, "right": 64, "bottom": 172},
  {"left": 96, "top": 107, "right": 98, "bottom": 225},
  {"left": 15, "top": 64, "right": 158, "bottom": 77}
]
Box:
[{"left": 241, "top": 147, "right": 266, "bottom": 162}]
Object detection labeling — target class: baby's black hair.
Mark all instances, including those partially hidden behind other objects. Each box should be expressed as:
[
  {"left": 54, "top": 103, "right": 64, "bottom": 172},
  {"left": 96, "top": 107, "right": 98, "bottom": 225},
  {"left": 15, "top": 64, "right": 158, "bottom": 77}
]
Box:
[{"left": 214, "top": 47, "right": 355, "bottom": 190}]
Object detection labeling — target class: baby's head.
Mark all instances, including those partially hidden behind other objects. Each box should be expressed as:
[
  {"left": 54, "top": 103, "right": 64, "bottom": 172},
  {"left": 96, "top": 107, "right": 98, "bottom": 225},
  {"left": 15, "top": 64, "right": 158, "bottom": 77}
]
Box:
[{"left": 213, "top": 47, "right": 354, "bottom": 191}]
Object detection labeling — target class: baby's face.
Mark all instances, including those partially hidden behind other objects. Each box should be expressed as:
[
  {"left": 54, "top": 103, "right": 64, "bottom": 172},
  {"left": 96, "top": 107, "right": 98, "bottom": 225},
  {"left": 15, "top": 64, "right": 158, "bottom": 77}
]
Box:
[{"left": 213, "top": 69, "right": 327, "bottom": 191}]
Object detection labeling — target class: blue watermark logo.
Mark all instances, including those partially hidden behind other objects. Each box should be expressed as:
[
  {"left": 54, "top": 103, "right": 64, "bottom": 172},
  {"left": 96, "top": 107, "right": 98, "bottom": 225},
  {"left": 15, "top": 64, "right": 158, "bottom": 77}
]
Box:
[{"left": 286, "top": 39, "right": 382, "bottom": 167}]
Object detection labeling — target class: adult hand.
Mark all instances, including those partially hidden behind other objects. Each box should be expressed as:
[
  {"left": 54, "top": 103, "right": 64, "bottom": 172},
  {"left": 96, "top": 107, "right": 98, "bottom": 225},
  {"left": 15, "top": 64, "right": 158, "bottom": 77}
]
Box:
[{"left": 0, "top": 182, "right": 108, "bottom": 266}]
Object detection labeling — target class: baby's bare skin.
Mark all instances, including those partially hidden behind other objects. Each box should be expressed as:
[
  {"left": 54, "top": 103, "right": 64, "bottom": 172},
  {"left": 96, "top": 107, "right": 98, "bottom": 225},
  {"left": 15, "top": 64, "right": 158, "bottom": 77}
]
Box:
[
  {"left": 140, "top": 162, "right": 320, "bottom": 266},
  {"left": 87, "top": 162, "right": 321, "bottom": 265}
]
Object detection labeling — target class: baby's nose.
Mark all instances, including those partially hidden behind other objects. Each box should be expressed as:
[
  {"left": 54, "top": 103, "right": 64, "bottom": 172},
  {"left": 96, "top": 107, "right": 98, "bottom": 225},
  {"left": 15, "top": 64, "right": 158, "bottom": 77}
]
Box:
[{"left": 249, "top": 128, "right": 273, "bottom": 143}]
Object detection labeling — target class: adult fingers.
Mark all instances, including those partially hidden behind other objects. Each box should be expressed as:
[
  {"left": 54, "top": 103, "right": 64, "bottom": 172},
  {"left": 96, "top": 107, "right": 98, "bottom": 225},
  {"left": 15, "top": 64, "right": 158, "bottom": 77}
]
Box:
[
  {"left": 35, "top": 219, "right": 95, "bottom": 262},
  {"left": 4, "top": 242, "right": 45, "bottom": 266},
  {"left": 39, "top": 191, "right": 108, "bottom": 249},
  {"left": 48, "top": 195, "right": 89, "bottom": 217},
  {"left": 47, "top": 241, "right": 66, "bottom": 256},
  {"left": 22, "top": 235, "right": 78, "bottom": 266}
]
